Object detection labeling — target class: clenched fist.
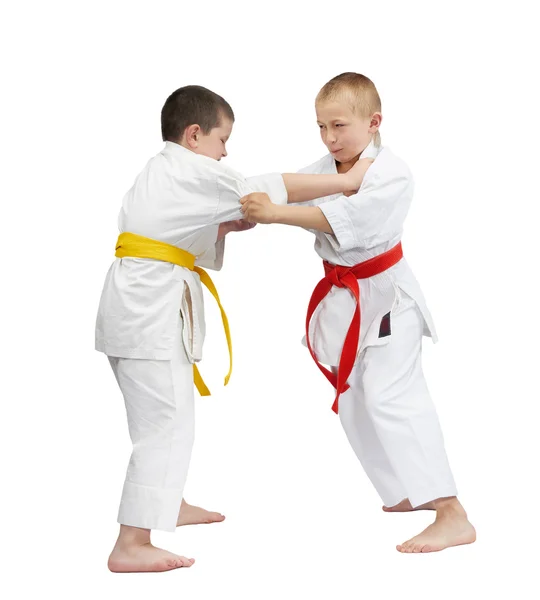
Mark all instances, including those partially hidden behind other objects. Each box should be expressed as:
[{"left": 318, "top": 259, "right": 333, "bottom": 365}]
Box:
[{"left": 240, "top": 192, "right": 277, "bottom": 224}]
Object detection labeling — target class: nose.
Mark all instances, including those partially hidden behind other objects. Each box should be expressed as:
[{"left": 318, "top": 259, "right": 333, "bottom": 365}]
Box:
[{"left": 326, "top": 132, "right": 337, "bottom": 144}]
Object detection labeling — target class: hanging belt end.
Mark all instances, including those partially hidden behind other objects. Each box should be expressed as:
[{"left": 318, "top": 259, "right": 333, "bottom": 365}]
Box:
[{"left": 331, "top": 396, "right": 340, "bottom": 414}]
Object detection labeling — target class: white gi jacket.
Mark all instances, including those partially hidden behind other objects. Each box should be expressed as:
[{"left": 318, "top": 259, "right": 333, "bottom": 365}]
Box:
[
  {"left": 95, "top": 141, "right": 288, "bottom": 362},
  {"left": 299, "top": 140, "right": 437, "bottom": 366}
]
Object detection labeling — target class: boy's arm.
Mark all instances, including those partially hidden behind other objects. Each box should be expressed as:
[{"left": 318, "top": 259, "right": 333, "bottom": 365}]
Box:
[
  {"left": 240, "top": 195, "right": 333, "bottom": 233},
  {"left": 274, "top": 205, "right": 333, "bottom": 232},
  {"left": 282, "top": 173, "right": 351, "bottom": 203},
  {"left": 282, "top": 158, "right": 373, "bottom": 203},
  {"left": 209, "top": 156, "right": 372, "bottom": 224},
  {"left": 194, "top": 171, "right": 284, "bottom": 270},
  {"left": 241, "top": 166, "right": 412, "bottom": 247},
  {"left": 194, "top": 221, "right": 256, "bottom": 270}
]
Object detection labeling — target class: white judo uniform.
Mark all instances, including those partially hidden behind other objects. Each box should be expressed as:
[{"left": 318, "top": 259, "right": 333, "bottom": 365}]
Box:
[
  {"left": 96, "top": 141, "right": 287, "bottom": 531},
  {"left": 299, "top": 141, "right": 458, "bottom": 508}
]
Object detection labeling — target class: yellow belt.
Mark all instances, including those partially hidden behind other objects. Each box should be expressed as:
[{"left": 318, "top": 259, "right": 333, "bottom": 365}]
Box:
[{"left": 115, "top": 232, "right": 232, "bottom": 396}]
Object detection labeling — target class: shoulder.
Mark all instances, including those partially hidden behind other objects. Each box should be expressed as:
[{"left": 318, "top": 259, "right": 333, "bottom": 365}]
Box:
[
  {"left": 371, "top": 147, "right": 413, "bottom": 182},
  {"left": 158, "top": 144, "right": 247, "bottom": 184}
]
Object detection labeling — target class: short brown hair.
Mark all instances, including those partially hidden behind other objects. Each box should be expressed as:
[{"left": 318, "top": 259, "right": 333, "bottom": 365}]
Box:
[
  {"left": 161, "top": 85, "right": 235, "bottom": 142},
  {"left": 317, "top": 73, "right": 382, "bottom": 145}
]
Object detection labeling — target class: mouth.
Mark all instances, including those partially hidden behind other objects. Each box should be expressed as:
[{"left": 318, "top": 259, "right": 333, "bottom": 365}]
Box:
[{"left": 331, "top": 148, "right": 343, "bottom": 154}]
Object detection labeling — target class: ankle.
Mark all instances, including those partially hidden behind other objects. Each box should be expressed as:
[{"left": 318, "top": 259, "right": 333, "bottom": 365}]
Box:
[
  {"left": 116, "top": 525, "right": 151, "bottom": 547},
  {"left": 433, "top": 497, "right": 466, "bottom": 517}
]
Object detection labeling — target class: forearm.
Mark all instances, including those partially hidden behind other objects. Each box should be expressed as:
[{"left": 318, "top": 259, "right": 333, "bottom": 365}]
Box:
[
  {"left": 271, "top": 204, "right": 333, "bottom": 233},
  {"left": 217, "top": 222, "right": 229, "bottom": 241},
  {"left": 282, "top": 173, "right": 350, "bottom": 203}
]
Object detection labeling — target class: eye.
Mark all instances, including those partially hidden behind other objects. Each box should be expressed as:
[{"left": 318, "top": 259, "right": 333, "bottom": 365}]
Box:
[
  {"left": 318, "top": 124, "right": 325, "bottom": 129},
  {"left": 335, "top": 124, "right": 344, "bottom": 128}
]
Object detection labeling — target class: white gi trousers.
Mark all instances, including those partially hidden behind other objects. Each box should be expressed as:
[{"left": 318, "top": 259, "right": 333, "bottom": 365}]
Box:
[
  {"left": 337, "top": 293, "right": 458, "bottom": 508},
  {"left": 108, "top": 318, "right": 193, "bottom": 532}
]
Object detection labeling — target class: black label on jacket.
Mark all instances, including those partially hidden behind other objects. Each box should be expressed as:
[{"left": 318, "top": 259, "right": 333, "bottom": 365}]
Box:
[{"left": 379, "top": 312, "right": 392, "bottom": 338}]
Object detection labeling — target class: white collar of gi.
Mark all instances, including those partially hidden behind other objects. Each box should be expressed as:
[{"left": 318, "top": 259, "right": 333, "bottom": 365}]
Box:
[
  {"left": 162, "top": 140, "right": 219, "bottom": 166},
  {"left": 359, "top": 139, "right": 381, "bottom": 159},
  {"left": 163, "top": 140, "right": 197, "bottom": 157},
  {"left": 329, "top": 139, "right": 381, "bottom": 173}
]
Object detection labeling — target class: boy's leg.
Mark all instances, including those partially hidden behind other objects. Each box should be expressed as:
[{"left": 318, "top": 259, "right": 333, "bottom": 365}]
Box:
[
  {"left": 357, "top": 294, "right": 475, "bottom": 552},
  {"left": 112, "top": 350, "right": 194, "bottom": 532},
  {"left": 107, "top": 319, "right": 196, "bottom": 572},
  {"left": 337, "top": 370, "right": 409, "bottom": 509}
]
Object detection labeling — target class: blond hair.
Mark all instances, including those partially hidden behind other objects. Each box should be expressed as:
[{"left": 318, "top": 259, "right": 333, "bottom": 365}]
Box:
[{"left": 316, "top": 72, "right": 382, "bottom": 147}]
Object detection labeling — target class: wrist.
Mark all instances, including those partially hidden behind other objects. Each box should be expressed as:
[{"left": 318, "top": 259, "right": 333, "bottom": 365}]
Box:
[
  {"left": 271, "top": 204, "right": 287, "bottom": 224},
  {"left": 339, "top": 173, "right": 352, "bottom": 192}
]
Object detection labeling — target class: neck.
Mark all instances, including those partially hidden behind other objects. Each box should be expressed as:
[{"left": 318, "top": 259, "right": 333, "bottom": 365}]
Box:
[
  {"left": 336, "top": 153, "right": 360, "bottom": 174},
  {"left": 335, "top": 137, "right": 373, "bottom": 173}
]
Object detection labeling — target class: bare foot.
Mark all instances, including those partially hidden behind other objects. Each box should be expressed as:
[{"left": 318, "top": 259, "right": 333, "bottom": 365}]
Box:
[
  {"left": 108, "top": 542, "right": 195, "bottom": 573},
  {"left": 383, "top": 499, "right": 435, "bottom": 512},
  {"left": 176, "top": 499, "right": 226, "bottom": 527},
  {"left": 396, "top": 499, "right": 476, "bottom": 553}
]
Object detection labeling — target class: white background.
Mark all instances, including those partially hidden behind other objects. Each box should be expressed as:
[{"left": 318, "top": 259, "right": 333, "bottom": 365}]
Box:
[{"left": 1, "top": 0, "right": 539, "bottom": 598}]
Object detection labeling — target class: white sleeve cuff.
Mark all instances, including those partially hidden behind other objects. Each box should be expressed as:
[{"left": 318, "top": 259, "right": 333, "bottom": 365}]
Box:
[
  {"left": 318, "top": 201, "right": 357, "bottom": 252},
  {"left": 195, "top": 225, "right": 226, "bottom": 271},
  {"left": 246, "top": 173, "right": 288, "bottom": 205}
]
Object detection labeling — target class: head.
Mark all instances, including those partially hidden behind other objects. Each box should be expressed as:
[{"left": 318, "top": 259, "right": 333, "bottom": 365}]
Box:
[
  {"left": 316, "top": 73, "right": 382, "bottom": 164},
  {"left": 161, "top": 85, "right": 234, "bottom": 161}
]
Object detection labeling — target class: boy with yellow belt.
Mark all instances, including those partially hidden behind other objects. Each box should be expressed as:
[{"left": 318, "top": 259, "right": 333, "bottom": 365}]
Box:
[{"left": 95, "top": 85, "right": 370, "bottom": 572}]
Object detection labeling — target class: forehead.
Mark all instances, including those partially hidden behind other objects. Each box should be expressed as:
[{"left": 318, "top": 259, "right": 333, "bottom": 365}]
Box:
[
  {"left": 316, "top": 100, "right": 356, "bottom": 122},
  {"left": 214, "top": 117, "right": 234, "bottom": 135}
]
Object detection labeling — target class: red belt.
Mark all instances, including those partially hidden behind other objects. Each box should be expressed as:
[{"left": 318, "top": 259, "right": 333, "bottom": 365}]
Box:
[{"left": 305, "top": 242, "right": 404, "bottom": 414}]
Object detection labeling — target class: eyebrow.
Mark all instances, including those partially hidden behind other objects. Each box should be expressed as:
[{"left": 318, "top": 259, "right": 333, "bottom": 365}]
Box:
[{"left": 317, "top": 118, "right": 348, "bottom": 124}]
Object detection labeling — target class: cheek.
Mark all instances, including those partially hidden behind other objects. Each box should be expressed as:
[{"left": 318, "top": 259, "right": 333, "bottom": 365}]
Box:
[
  {"left": 338, "top": 130, "right": 350, "bottom": 147},
  {"left": 344, "top": 131, "right": 362, "bottom": 150}
]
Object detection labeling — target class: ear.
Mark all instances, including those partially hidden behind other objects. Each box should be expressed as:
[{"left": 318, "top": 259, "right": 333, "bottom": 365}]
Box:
[
  {"left": 369, "top": 112, "right": 382, "bottom": 133},
  {"left": 184, "top": 124, "right": 201, "bottom": 149}
]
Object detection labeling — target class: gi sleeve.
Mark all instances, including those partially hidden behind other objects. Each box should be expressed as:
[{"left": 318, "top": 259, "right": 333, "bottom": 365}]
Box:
[
  {"left": 194, "top": 224, "right": 225, "bottom": 271},
  {"left": 210, "top": 170, "right": 288, "bottom": 225},
  {"left": 318, "top": 166, "right": 413, "bottom": 251},
  {"left": 245, "top": 173, "right": 288, "bottom": 205},
  {"left": 198, "top": 171, "right": 286, "bottom": 270}
]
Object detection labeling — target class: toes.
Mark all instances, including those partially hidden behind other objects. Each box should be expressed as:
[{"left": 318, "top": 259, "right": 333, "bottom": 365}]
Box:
[
  {"left": 179, "top": 557, "right": 195, "bottom": 567},
  {"left": 397, "top": 541, "right": 411, "bottom": 553},
  {"left": 208, "top": 512, "right": 225, "bottom": 522},
  {"left": 165, "top": 556, "right": 195, "bottom": 569}
]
